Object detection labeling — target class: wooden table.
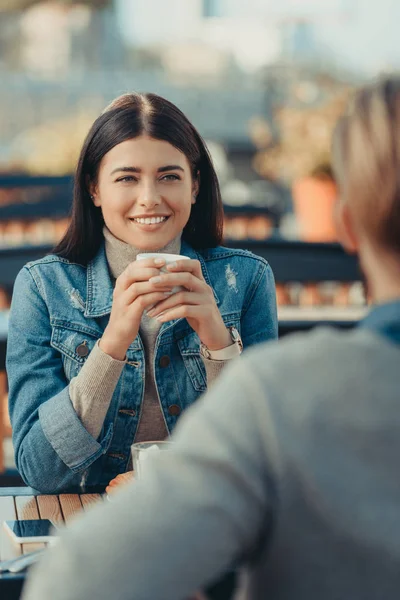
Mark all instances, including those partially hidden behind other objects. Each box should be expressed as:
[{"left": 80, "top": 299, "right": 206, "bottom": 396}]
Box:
[
  {"left": 0, "top": 486, "right": 104, "bottom": 600},
  {"left": 0, "top": 488, "right": 232, "bottom": 600}
]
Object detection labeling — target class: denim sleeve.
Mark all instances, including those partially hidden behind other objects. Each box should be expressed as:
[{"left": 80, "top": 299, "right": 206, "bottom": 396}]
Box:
[
  {"left": 6, "top": 267, "right": 112, "bottom": 493},
  {"left": 240, "top": 260, "right": 278, "bottom": 348}
]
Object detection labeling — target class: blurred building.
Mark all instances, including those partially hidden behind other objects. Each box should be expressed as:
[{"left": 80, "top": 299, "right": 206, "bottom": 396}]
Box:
[
  {"left": 1, "top": 0, "right": 400, "bottom": 185},
  {"left": 202, "top": 0, "right": 221, "bottom": 18}
]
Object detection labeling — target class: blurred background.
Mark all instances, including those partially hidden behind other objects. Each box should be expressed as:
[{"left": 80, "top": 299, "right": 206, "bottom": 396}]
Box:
[
  {"left": 3, "top": 0, "right": 398, "bottom": 242},
  {"left": 0, "top": 0, "right": 399, "bottom": 472}
]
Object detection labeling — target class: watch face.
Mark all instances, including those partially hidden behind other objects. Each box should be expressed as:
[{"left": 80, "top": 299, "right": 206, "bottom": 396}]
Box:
[
  {"left": 230, "top": 327, "right": 240, "bottom": 342},
  {"left": 229, "top": 326, "right": 243, "bottom": 351},
  {"left": 200, "top": 343, "right": 211, "bottom": 359}
]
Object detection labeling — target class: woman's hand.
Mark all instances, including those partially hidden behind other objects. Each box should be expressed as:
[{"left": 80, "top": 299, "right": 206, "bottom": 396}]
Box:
[
  {"left": 100, "top": 257, "right": 174, "bottom": 360},
  {"left": 105, "top": 471, "right": 134, "bottom": 496},
  {"left": 146, "top": 259, "right": 232, "bottom": 350}
]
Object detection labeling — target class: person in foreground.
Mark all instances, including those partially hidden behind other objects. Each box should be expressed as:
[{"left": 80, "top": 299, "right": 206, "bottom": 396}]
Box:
[
  {"left": 6, "top": 92, "right": 277, "bottom": 494},
  {"left": 23, "top": 77, "right": 400, "bottom": 600}
]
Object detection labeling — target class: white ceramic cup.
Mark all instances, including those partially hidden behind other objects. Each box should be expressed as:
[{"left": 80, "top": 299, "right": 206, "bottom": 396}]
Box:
[{"left": 137, "top": 253, "right": 190, "bottom": 294}]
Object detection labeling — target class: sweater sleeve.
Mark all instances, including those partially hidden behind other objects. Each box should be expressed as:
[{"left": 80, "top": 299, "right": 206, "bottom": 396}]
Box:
[
  {"left": 69, "top": 341, "right": 126, "bottom": 439},
  {"left": 203, "top": 356, "right": 232, "bottom": 387}
]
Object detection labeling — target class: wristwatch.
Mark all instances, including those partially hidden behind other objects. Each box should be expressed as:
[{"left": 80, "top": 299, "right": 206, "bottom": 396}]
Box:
[{"left": 200, "top": 326, "right": 243, "bottom": 361}]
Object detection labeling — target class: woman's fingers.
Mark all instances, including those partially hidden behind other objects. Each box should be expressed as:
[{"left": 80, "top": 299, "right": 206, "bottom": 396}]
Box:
[
  {"left": 149, "top": 271, "right": 209, "bottom": 294},
  {"left": 117, "top": 267, "right": 161, "bottom": 291},
  {"left": 116, "top": 257, "right": 166, "bottom": 291},
  {"left": 123, "top": 281, "right": 173, "bottom": 304},
  {"left": 165, "top": 258, "right": 204, "bottom": 280},
  {"left": 116, "top": 258, "right": 204, "bottom": 295},
  {"left": 147, "top": 292, "right": 203, "bottom": 318},
  {"left": 152, "top": 304, "right": 200, "bottom": 323},
  {"left": 128, "top": 291, "right": 176, "bottom": 313}
]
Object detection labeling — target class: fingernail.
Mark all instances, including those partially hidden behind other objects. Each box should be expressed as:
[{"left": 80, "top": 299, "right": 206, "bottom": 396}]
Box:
[
  {"left": 150, "top": 276, "right": 161, "bottom": 283},
  {"left": 154, "top": 257, "right": 165, "bottom": 265},
  {"left": 166, "top": 262, "right": 177, "bottom": 270},
  {"left": 146, "top": 309, "right": 155, "bottom": 317}
]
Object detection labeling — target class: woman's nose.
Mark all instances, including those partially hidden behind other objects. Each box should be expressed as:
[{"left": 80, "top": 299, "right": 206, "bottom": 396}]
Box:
[{"left": 138, "top": 182, "right": 160, "bottom": 208}]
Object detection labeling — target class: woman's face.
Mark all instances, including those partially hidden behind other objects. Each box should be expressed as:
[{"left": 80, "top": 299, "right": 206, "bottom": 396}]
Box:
[{"left": 91, "top": 135, "right": 198, "bottom": 250}]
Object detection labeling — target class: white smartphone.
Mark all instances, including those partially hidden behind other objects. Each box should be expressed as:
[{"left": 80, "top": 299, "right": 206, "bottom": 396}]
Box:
[{"left": 4, "top": 519, "right": 57, "bottom": 544}]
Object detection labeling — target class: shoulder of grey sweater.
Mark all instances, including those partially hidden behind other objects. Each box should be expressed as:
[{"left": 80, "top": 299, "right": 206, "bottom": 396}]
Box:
[
  {"left": 174, "top": 325, "right": 398, "bottom": 489},
  {"left": 246, "top": 325, "right": 387, "bottom": 378},
  {"left": 198, "top": 325, "right": 398, "bottom": 485},
  {"left": 239, "top": 325, "right": 399, "bottom": 428}
]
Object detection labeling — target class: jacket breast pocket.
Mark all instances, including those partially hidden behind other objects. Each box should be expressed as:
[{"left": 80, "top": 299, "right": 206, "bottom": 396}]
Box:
[
  {"left": 50, "top": 324, "right": 100, "bottom": 382},
  {"left": 177, "top": 332, "right": 207, "bottom": 393}
]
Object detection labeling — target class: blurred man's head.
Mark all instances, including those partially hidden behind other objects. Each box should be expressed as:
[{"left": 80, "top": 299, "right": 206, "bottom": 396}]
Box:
[{"left": 332, "top": 77, "right": 400, "bottom": 301}]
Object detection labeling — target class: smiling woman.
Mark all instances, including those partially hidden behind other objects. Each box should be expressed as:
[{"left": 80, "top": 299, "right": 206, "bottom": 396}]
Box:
[
  {"left": 90, "top": 136, "right": 196, "bottom": 252},
  {"left": 6, "top": 92, "right": 278, "bottom": 495}
]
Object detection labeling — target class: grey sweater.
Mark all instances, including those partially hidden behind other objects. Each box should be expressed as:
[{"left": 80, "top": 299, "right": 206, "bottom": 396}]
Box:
[{"left": 24, "top": 325, "right": 400, "bottom": 600}]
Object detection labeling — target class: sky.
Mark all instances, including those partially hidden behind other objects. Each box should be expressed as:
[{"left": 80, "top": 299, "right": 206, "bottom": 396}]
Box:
[
  {"left": 115, "top": 0, "right": 400, "bottom": 76},
  {"left": 312, "top": 0, "right": 400, "bottom": 74}
]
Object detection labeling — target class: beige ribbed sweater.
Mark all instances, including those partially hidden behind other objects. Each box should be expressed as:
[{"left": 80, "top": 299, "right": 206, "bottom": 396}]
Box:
[{"left": 69, "top": 228, "right": 228, "bottom": 442}]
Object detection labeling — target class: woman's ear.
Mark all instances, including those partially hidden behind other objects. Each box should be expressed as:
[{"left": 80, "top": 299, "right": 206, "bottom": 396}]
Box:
[
  {"left": 192, "top": 172, "right": 200, "bottom": 204},
  {"left": 334, "top": 200, "right": 358, "bottom": 254},
  {"left": 89, "top": 181, "right": 101, "bottom": 207}
]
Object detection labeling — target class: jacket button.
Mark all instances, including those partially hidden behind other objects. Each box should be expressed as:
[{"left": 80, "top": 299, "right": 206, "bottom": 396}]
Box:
[
  {"left": 168, "top": 404, "right": 181, "bottom": 416},
  {"left": 76, "top": 343, "right": 89, "bottom": 357},
  {"left": 159, "top": 355, "right": 170, "bottom": 368},
  {"left": 107, "top": 452, "right": 126, "bottom": 460},
  {"left": 118, "top": 408, "right": 136, "bottom": 417}
]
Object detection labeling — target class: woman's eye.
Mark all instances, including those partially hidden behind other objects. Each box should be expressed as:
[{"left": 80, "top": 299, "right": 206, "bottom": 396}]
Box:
[
  {"left": 116, "top": 175, "right": 137, "bottom": 183},
  {"left": 160, "top": 174, "right": 180, "bottom": 182}
]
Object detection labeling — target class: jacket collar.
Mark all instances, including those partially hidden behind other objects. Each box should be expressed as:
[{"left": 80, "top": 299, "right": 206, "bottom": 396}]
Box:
[
  {"left": 84, "top": 240, "right": 219, "bottom": 318},
  {"left": 180, "top": 240, "right": 219, "bottom": 306},
  {"left": 359, "top": 299, "right": 400, "bottom": 345},
  {"left": 85, "top": 243, "right": 114, "bottom": 317}
]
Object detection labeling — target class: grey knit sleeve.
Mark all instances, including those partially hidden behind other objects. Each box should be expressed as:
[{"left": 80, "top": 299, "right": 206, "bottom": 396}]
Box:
[
  {"left": 203, "top": 357, "right": 235, "bottom": 387},
  {"left": 69, "top": 341, "right": 126, "bottom": 439}
]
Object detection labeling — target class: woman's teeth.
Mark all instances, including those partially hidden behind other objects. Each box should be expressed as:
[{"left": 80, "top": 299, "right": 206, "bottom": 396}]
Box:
[{"left": 132, "top": 216, "right": 168, "bottom": 225}]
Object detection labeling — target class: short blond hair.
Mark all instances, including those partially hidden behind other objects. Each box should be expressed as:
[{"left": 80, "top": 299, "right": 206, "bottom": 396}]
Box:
[{"left": 332, "top": 77, "right": 400, "bottom": 253}]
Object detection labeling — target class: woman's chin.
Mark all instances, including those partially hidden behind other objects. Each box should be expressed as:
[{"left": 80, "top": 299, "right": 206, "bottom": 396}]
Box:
[
  {"left": 125, "top": 229, "right": 179, "bottom": 251},
  {"left": 132, "top": 238, "right": 173, "bottom": 251}
]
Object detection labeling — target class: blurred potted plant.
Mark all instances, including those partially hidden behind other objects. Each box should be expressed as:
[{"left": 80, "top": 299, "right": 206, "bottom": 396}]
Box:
[
  {"left": 251, "top": 81, "right": 351, "bottom": 242},
  {"left": 292, "top": 161, "right": 338, "bottom": 242}
]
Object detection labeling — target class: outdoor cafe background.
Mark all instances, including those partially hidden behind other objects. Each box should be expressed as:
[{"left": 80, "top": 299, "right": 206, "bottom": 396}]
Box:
[{"left": 1, "top": 0, "right": 398, "bottom": 476}]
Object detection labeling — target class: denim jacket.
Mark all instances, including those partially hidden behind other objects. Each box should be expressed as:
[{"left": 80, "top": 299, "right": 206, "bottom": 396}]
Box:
[{"left": 7, "top": 240, "right": 277, "bottom": 492}]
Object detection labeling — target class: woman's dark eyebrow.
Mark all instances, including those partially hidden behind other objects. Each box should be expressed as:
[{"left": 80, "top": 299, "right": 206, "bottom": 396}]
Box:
[
  {"left": 110, "top": 166, "right": 140, "bottom": 175},
  {"left": 110, "top": 165, "right": 184, "bottom": 175},
  {"left": 157, "top": 165, "right": 185, "bottom": 173}
]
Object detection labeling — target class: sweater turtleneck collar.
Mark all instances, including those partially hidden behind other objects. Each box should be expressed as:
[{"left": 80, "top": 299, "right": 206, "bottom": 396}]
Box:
[{"left": 103, "top": 226, "right": 182, "bottom": 280}]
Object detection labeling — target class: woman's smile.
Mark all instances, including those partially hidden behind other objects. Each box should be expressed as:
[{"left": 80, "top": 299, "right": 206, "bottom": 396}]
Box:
[{"left": 128, "top": 214, "right": 171, "bottom": 231}]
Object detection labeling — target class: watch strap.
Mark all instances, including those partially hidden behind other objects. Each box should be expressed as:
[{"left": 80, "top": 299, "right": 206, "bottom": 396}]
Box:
[{"left": 200, "top": 327, "right": 243, "bottom": 361}]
